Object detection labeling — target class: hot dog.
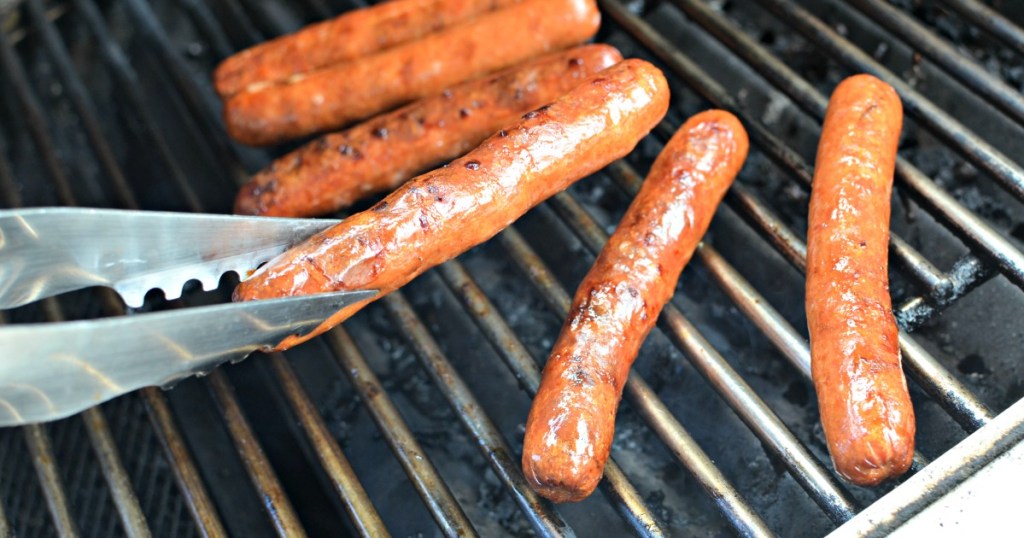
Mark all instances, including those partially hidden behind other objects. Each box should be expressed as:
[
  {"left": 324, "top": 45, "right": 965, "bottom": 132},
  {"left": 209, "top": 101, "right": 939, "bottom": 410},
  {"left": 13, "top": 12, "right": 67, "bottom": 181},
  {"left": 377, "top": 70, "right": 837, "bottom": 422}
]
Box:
[
  {"left": 223, "top": 0, "right": 600, "bottom": 146},
  {"left": 232, "top": 59, "right": 670, "bottom": 351},
  {"left": 521, "top": 110, "right": 749, "bottom": 503},
  {"left": 234, "top": 45, "right": 623, "bottom": 217},
  {"left": 806, "top": 74, "right": 915, "bottom": 486},
  {"left": 214, "top": 0, "right": 520, "bottom": 99}
]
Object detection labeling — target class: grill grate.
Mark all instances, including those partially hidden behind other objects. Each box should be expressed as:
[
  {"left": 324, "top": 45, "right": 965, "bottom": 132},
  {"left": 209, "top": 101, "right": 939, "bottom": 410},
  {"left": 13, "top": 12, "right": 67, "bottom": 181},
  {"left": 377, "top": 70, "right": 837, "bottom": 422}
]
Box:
[{"left": 1, "top": 0, "right": 1023, "bottom": 536}]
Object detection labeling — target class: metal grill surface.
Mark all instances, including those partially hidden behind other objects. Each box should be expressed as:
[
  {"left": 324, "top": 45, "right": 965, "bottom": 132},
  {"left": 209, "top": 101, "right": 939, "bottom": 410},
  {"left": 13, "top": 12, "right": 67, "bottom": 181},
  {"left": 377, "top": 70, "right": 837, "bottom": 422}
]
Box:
[{"left": 1, "top": 0, "right": 1023, "bottom": 536}]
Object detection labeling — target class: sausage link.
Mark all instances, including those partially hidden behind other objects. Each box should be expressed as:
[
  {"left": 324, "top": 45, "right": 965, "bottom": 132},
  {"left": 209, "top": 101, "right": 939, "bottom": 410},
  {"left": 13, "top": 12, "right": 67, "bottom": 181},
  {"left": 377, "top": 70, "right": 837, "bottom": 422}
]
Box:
[
  {"left": 232, "top": 59, "right": 670, "bottom": 350},
  {"left": 235, "top": 45, "right": 623, "bottom": 217},
  {"left": 223, "top": 0, "right": 600, "bottom": 146},
  {"left": 806, "top": 74, "right": 915, "bottom": 486},
  {"left": 214, "top": 0, "right": 519, "bottom": 99},
  {"left": 521, "top": 110, "right": 749, "bottom": 503}
]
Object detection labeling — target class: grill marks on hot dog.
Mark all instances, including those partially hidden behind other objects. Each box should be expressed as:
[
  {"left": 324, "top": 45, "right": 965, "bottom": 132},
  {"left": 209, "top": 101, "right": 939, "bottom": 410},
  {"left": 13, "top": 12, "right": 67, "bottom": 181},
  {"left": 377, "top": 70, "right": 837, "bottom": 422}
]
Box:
[
  {"left": 214, "top": 0, "right": 520, "bottom": 99},
  {"left": 223, "top": 0, "right": 601, "bottom": 146},
  {"left": 234, "top": 45, "right": 623, "bottom": 217},
  {"left": 521, "top": 110, "right": 749, "bottom": 503},
  {"left": 232, "top": 59, "right": 670, "bottom": 351},
  {"left": 806, "top": 74, "right": 915, "bottom": 486}
]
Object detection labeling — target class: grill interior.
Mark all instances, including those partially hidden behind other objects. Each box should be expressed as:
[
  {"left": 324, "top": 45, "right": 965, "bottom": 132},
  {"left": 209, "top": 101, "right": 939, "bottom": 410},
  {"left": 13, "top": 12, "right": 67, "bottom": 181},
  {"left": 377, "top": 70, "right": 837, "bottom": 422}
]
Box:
[{"left": 1, "top": 0, "right": 1023, "bottom": 536}]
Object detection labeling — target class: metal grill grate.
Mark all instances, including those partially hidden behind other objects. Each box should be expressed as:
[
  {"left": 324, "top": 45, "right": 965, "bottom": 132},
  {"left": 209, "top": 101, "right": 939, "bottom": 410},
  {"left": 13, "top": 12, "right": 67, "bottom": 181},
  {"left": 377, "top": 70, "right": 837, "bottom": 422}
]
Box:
[{"left": 1, "top": 0, "right": 1023, "bottom": 536}]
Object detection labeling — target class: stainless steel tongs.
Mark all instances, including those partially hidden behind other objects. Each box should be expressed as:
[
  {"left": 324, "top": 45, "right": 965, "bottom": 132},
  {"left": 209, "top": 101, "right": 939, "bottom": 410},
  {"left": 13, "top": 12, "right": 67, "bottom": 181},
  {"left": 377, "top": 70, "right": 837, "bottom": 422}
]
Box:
[{"left": 0, "top": 207, "right": 376, "bottom": 427}]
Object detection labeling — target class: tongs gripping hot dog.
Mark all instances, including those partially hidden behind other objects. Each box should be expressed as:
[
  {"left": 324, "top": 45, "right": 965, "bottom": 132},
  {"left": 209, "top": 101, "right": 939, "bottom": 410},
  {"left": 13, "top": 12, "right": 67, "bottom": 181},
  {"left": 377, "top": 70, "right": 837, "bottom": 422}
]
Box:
[{"left": 0, "top": 208, "right": 375, "bottom": 426}]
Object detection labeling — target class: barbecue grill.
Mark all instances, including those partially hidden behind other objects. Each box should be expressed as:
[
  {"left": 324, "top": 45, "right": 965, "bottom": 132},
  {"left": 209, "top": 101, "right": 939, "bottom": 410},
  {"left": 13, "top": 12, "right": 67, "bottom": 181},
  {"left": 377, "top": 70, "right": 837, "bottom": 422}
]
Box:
[{"left": 1, "top": 0, "right": 1022, "bottom": 536}]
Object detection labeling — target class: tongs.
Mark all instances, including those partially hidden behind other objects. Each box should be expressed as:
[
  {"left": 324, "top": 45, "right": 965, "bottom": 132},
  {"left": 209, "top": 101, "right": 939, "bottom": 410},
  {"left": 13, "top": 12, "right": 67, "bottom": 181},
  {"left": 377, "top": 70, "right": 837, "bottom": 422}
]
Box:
[{"left": 0, "top": 207, "right": 375, "bottom": 427}]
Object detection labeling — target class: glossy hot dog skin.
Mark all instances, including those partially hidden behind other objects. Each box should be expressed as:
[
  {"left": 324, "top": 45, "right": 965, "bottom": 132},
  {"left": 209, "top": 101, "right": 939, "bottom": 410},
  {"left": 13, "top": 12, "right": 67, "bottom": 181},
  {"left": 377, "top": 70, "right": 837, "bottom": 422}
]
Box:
[
  {"left": 214, "top": 0, "right": 519, "bottom": 98},
  {"left": 234, "top": 45, "right": 623, "bottom": 217},
  {"left": 522, "top": 110, "right": 749, "bottom": 503},
  {"left": 806, "top": 74, "right": 914, "bottom": 486},
  {"left": 233, "top": 59, "right": 670, "bottom": 350},
  {"left": 224, "top": 0, "right": 601, "bottom": 146}
]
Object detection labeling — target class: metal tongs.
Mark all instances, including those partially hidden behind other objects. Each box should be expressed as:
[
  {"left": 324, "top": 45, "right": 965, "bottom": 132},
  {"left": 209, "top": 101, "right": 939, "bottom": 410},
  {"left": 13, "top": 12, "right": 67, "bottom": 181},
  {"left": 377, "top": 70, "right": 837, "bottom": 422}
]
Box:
[{"left": 0, "top": 207, "right": 376, "bottom": 427}]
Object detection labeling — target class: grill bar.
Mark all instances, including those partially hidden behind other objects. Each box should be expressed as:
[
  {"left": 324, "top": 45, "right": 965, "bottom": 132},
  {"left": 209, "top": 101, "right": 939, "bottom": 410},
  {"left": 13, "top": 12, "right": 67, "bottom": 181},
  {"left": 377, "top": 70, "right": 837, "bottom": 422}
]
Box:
[
  {"left": 121, "top": 0, "right": 249, "bottom": 188},
  {"left": 139, "top": 389, "right": 229, "bottom": 538},
  {"left": 752, "top": 0, "right": 1024, "bottom": 203},
  {"left": 495, "top": 227, "right": 776, "bottom": 536},
  {"left": 888, "top": 235, "right": 951, "bottom": 300},
  {"left": 936, "top": 0, "right": 1024, "bottom": 57},
  {"left": 23, "top": 0, "right": 137, "bottom": 208},
  {"left": 0, "top": 488, "right": 8, "bottom": 538},
  {"left": 206, "top": 370, "right": 308, "bottom": 537},
  {"left": 545, "top": 184, "right": 858, "bottom": 522},
  {"left": 382, "top": 292, "right": 576, "bottom": 538},
  {"left": 216, "top": 0, "right": 264, "bottom": 47},
  {"left": 325, "top": 327, "right": 480, "bottom": 537},
  {"left": 70, "top": 0, "right": 203, "bottom": 210},
  {"left": 896, "top": 254, "right": 993, "bottom": 331},
  {"left": 848, "top": 0, "right": 1024, "bottom": 128},
  {"left": 24, "top": 423, "right": 79, "bottom": 538},
  {"left": 267, "top": 353, "right": 390, "bottom": 537},
  {"left": 0, "top": 19, "right": 75, "bottom": 207},
  {"left": 81, "top": 408, "right": 153, "bottom": 538},
  {"left": 645, "top": 0, "right": 1024, "bottom": 296},
  {"left": 434, "top": 260, "right": 668, "bottom": 537},
  {"left": 177, "top": 0, "right": 236, "bottom": 69}
]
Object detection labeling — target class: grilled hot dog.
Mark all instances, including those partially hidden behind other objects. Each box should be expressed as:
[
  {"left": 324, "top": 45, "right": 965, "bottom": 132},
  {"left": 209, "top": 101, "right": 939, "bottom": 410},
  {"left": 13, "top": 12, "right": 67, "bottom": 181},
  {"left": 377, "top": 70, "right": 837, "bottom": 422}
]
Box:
[
  {"left": 522, "top": 110, "right": 749, "bottom": 503},
  {"left": 223, "top": 0, "right": 600, "bottom": 146},
  {"left": 234, "top": 45, "right": 623, "bottom": 217},
  {"left": 233, "top": 59, "right": 670, "bottom": 351},
  {"left": 806, "top": 74, "right": 915, "bottom": 486},
  {"left": 214, "top": 0, "right": 519, "bottom": 98}
]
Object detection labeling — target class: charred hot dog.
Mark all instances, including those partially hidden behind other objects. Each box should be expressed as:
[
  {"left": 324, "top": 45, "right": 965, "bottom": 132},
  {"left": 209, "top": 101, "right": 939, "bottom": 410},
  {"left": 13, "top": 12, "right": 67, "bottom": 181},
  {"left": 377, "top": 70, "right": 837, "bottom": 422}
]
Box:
[
  {"left": 214, "top": 0, "right": 519, "bottom": 98},
  {"left": 522, "top": 110, "right": 749, "bottom": 503},
  {"left": 235, "top": 45, "right": 622, "bottom": 217},
  {"left": 806, "top": 74, "right": 915, "bottom": 486},
  {"left": 232, "top": 59, "right": 670, "bottom": 351},
  {"left": 223, "top": 0, "right": 600, "bottom": 146}
]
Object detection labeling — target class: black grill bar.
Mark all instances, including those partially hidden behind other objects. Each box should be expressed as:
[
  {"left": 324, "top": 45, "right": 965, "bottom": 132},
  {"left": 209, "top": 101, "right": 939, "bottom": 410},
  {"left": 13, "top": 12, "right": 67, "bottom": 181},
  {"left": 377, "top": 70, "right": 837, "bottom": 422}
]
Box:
[
  {"left": 752, "top": 0, "right": 1024, "bottom": 203},
  {"left": 69, "top": 0, "right": 203, "bottom": 210},
  {"left": 206, "top": 370, "right": 308, "bottom": 536},
  {"left": 81, "top": 409, "right": 152, "bottom": 538},
  {"left": 23, "top": 0, "right": 137, "bottom": 209},
  {"left": 936, "top": 0, "right": 1024, "bottom": 57},
  {"left": 267, "top": 353, "right": 390, "bottom": 537},
  {"left": 120, "top": 0, "right": 250, "bottom": 189},
  {"left": 139, "top": 389, "right": 229, "bottom": 538},
  {"left": 324, "top": 328, "right": 480, "bottom": 537},
  {"left": 848, "top": 0, "right": 1024, "bottom": 128},
  {"left": 382, "top": 292, "right": 578, "bottom": 538},
  {"left": 0, "top": 19, "right": 75, "bottom": 207},
  {"left": 23, "top": 424, "right": 79, "bottom": 537},
  {"left": 434, "top": 260, "right": 669, "bottom": 537},
  {"left": 495, "top": 227, "right": 777, "bottom": 536}
]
